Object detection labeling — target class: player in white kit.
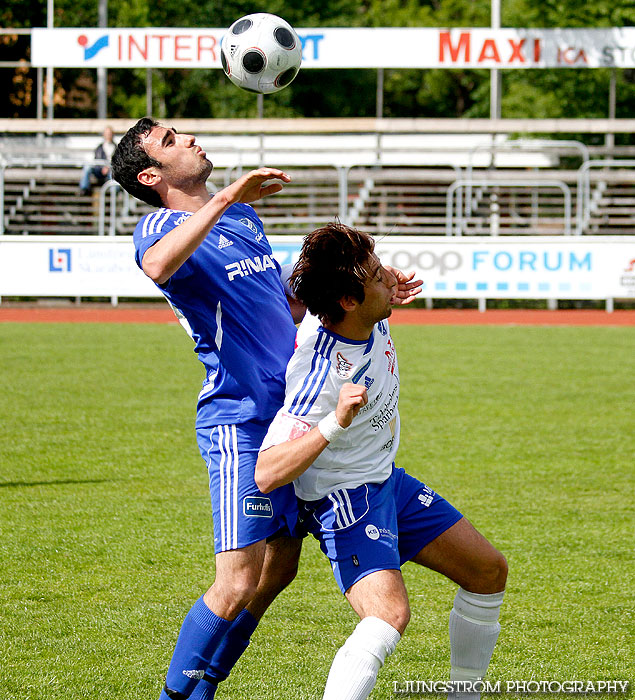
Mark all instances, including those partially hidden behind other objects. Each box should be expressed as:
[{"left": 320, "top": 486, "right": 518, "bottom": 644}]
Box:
[{"left": 256, "top": 223, "right": 508, "bottom": 700}]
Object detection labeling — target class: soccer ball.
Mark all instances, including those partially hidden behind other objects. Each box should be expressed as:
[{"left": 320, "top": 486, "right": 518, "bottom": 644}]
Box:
[{"left": 221, "top": 13, "right": 303, "bottom": 94}]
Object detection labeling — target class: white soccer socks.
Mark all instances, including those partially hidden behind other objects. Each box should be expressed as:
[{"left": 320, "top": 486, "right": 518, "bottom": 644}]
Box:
[
  {"left": 322, "top": 616, "right": 401, "bottom": 700},
  {"left": 448, "top": 587, "right": 505, "bottom": 700}
]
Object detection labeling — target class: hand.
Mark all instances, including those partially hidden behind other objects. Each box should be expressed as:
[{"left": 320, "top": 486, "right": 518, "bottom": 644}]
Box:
[
  {"left": 335, "top": 383, "right": 368, "bottom": 429},
  {"left": 225, "top": 167, "right": 291, "bottom": 205},
  {"left": 384, "top": 266, "right": 423, "bottom": 306}
]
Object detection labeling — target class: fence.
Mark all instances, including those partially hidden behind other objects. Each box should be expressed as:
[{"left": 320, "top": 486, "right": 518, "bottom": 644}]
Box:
[{"left": 1, "top": 118, "right": 634, "bottom": 308}]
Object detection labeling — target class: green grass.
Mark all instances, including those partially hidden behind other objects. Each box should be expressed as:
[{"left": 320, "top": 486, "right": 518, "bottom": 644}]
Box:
[{"left": 0, "top": 323, "right": 633, "bottom": 699}]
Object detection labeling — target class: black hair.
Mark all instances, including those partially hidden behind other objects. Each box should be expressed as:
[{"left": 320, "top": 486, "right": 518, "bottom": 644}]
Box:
[
  {"left": 290, "top": 222, "right": 375, "bottom": 325},
  {"left": 111, "top": 117, "right": 163, "bottom": 207}
]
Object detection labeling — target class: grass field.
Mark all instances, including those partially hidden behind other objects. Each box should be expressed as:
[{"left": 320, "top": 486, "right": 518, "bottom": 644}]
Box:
[{"left": 1, "top": 322, "right": 633, "bottom": 700}]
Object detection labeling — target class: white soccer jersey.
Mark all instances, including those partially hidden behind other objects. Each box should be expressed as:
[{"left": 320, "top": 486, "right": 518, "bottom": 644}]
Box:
[{"left": 261, "top": 314, "right": 400, "bottom": 501}]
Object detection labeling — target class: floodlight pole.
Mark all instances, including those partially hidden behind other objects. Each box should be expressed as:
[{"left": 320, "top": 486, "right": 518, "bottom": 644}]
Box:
[
  {"left": 97, "top": 0, "right": 108, "bottom": 118},
  {"left": 606, "top": 69, "right": 616, "bottom": 150},
  {"left": 46, "top": 0, "right": 54, "bottom": 121},
  {"left": 490, "top": 0, "right": 502, "bottom": 120}
]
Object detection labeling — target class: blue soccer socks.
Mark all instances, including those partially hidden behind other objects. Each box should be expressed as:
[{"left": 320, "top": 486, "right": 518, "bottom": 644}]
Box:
[
  {"left": 159, "top": 596, "right": 232, "bottom": 700},
  {"left": 189, "top": 608, "right": 260, "bottom": 700}
]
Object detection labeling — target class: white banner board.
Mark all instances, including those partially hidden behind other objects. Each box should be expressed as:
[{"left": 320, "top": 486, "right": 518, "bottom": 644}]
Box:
[
  {"left": 31, "top": 27, "right": 635, "bottom": 69},
  {"left": 373, "top": 236, "right": 635, "bottom": 300},
  {"left": 1, "top": 236, "right": 634, "bottom": 302},
  {"left": 0, "top": 237, "right": 160, "bottom": 297}
]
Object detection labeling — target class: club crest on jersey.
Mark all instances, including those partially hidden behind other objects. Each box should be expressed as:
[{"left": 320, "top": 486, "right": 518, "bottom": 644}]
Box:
[
  {"left": 243, "top": 496, "right": 273, "bottom": 518},
  {"left": 226, "top": 254, "right": 276, "bottom": 281},
  {"left": 335, "top": 352, "right": 353, "bottom": 378},
  {"left": 239, "top": 217, "right": 259, "bottom": 236},
  {"left": 218, "top": 234, "right": 234, "bottom": 249}
]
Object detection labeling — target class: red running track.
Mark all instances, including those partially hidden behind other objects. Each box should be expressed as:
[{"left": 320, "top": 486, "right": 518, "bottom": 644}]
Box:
[{"left": 0, "top": 305, "right": 633, "bottom": 326}]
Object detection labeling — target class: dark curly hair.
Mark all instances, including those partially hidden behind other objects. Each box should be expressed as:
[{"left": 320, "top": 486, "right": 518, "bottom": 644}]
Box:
[
  {"left": 111, "top": 117, "right": 163, "bottom": 207},
  {"left": 290, "top": 222, "right": 375, "bottom": 325}
]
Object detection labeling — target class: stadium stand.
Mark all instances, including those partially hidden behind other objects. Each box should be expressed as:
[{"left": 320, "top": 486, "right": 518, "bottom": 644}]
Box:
[{"left": 1, "top": 119, "right": 634, "bottom": 237}]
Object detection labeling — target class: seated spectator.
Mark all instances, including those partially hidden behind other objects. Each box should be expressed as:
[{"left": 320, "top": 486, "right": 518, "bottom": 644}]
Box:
[{"left": 79, "top": 126, "right": 116, "bottom": 196}]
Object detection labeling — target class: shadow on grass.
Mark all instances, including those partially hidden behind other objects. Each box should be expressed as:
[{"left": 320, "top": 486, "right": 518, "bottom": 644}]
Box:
[{"left": 0, "top": 478, "right": 123, "bottom": 488}]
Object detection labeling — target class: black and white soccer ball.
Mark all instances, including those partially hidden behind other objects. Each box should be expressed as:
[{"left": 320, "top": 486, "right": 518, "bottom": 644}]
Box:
[{"left": 221, "top": 13, "right": 302, "bottom": 94}]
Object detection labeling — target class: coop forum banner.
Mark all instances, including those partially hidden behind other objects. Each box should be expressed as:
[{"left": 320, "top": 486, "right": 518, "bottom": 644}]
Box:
[
  {"left": 31, "top": 27, "right": 635, "bottom": 69},
  {"left": 0, "top": 236, "right": 634, "bottom": 302}
]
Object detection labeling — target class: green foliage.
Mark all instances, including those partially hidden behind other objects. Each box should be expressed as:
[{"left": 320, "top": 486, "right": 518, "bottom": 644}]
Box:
[
  {"left": 0, "top": 322, "right": 633, "bottom": 698},
  {"left": 0, "top": 0, "right": 633, "bottom": 122}
]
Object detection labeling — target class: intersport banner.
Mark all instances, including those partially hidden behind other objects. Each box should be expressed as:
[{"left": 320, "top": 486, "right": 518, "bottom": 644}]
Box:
[
  {"left": 31, "top": 27, "right": 635, "bottom": 69},
  {"left": 1, "top": 236, "right": 633, "bottom": 302}
]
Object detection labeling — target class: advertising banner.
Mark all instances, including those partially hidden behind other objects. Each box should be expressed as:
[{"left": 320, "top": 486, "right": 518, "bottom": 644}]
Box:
[
  {"left": 1, "top": 236, "right": 633, "bottom": 302},
  {"left": 373, "top": 236, "right": 635, "bottom": 300},
  {"left": 0, "top": 237, "right": 160, "bottom": 298},
  {"left": 31, "top": 27, "right": 635, "bottom": 69}
]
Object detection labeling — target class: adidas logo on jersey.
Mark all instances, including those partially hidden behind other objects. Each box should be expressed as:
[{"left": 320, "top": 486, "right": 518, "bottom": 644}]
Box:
[{"left": 218, "top": 234, "right": 234, "bottom": 249}]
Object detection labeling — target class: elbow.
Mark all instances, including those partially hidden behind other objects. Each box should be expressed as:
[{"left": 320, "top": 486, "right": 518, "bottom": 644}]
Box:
[
  {"left": 141, "top": 249, "right": 171, "bottom": 285},
  {"left": 255, "top": 458, "right": 279, "bottom": 494},
  {"left": 143, "top": 259, "right": 170, "bottom": 285}
]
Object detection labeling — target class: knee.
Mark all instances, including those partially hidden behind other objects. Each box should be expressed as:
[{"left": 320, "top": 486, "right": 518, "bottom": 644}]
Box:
[
  {"left": 395, "top": 604, "right": 411, "bottom": 634},
  {"left": 382, "top": 601, "right": 410, "bottom": 635},
  {"left": 210, "top": 570, "right": 260, "bottom": 613},
  {"left": 480, "top": 550, "right": 508, "bottom": 593}
]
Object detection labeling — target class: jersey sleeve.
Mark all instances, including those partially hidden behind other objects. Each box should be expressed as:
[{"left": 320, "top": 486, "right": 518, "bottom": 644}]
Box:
[
  {"left": 133, "top": 210, "right": 195, "bottom": 282},
  {"left": 260, "top": 347, "right": 340, "bottom": 451}
]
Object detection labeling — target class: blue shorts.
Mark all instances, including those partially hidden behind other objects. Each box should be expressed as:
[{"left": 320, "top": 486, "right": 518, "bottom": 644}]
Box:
[
  {"left": 298, "top": 465, "right": 463, "bottom": 593},
  {"left": 197, "top": 419, "right": 298, "bottom": 553}
]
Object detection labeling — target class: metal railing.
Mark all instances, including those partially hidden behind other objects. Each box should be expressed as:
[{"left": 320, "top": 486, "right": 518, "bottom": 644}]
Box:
[
  {"left": 446, "top": 180, "right": 572, "bottom": 236},
  {"left": 576, "top": 159, "right": 635, "bottom": 234},
  {"left": 0, "top": 156, "right": 108, "bottom": 235}
]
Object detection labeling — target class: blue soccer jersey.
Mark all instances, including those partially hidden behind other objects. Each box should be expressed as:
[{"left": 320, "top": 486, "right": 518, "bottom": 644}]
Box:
[{"left": 133, "top": 202, "right": 297, "bottom": 427}]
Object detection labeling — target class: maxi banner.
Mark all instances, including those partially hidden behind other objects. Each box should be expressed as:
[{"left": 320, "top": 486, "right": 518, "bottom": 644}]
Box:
[
  {"left": 0, "top": 236, "right": 634, "bottom": 302},
  {"left": 31, "top": 27, "right": 635, "bottom": 70}
]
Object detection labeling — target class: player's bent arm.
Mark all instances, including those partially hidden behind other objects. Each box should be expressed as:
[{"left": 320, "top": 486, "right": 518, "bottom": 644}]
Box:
[
  {"left": 142, "top": 168, "right": 290, "bottom": 285},
  {"left": 255, "top": 428, "right": 329, "bottom": 494},
  {"left": 255, "top": 383, "right": 367, "bottom": 494}
]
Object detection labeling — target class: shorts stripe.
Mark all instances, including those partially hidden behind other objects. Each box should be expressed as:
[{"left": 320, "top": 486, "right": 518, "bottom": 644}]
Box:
[
  {"left": 328, "top": 493, "right": 345, "bottom": 528},
  {"left": 217, "top": 427, "right": 227, "bottom": 550},
  {"left": 341, "top": 489, "right": 355, "bottom": 524},
  {"left": 230, "top": 425, "right": 239, "bottom": 550},
  {"left": 215, "top": 425, "right": 239, "bottom": 551}
]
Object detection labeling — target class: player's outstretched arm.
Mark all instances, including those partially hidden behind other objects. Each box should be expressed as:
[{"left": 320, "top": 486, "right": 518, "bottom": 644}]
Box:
[
  {"left": 384, "top": 266, "right": 423, "bottom": 306},
  {"left": 142, "top": 168, "right": 290, "bottom": 285},
  {"left": 255, "top": 383, "right": 367, "bottom": 494}
]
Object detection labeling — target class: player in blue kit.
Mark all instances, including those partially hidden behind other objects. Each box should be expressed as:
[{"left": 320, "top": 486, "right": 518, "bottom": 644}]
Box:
[
  {"left": 256, "top": 223, "right": 508, "bottom": 700},
  {"left": 111, "top": 118, "right": 304, "bottom": 700}
]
